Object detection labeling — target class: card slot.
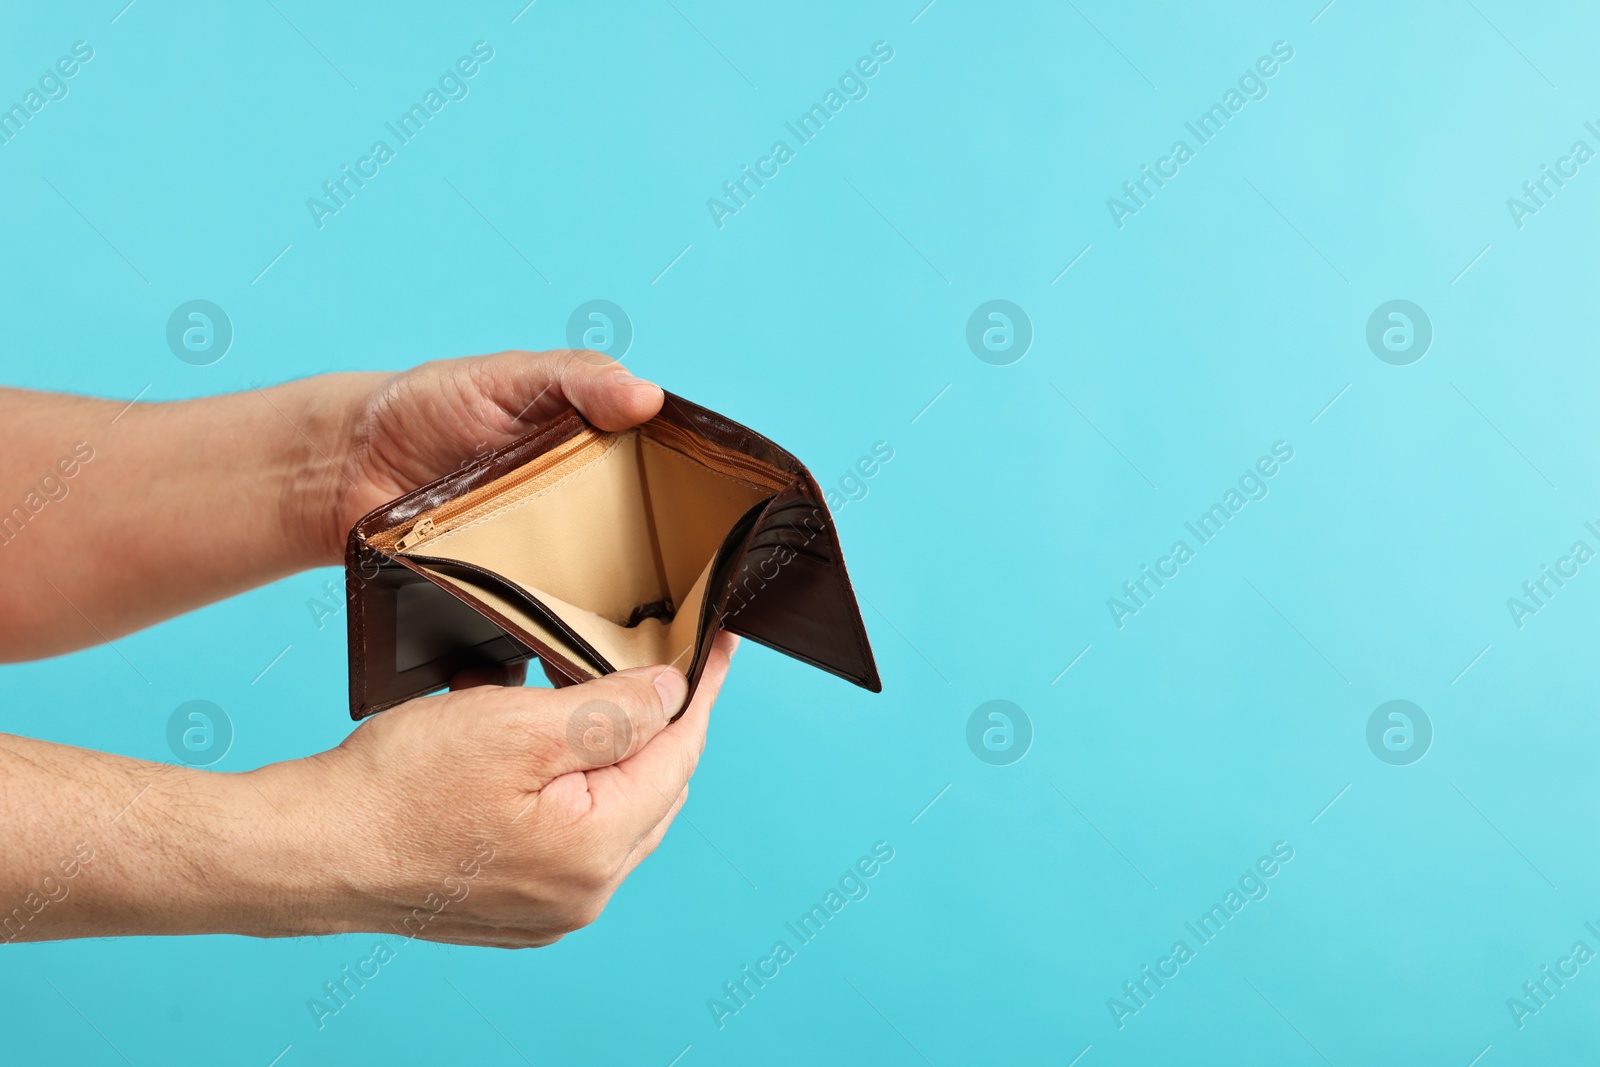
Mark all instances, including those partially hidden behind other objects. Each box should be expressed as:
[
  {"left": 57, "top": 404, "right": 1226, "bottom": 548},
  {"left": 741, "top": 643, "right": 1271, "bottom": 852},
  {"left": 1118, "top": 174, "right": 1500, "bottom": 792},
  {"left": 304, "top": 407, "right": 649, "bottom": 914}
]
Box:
[
  {"left": 414, "top": 552, "right": 714, "bottom": 677},
  {"left": 407, "top": 554, "right": 615, "bottom": 675},
  {"left": 745, "top": 526, "right": 833, "bottom": 566},
  {"left": 745, "top": 499, "right": 834, "bottom": 564}
]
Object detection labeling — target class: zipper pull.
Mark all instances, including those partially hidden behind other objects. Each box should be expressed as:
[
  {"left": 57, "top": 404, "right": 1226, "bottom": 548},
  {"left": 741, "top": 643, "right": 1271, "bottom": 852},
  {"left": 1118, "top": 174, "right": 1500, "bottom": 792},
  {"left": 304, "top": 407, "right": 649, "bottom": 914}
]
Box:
[{"left": 394, "top": 518, "right": 435, "bottom": 552}]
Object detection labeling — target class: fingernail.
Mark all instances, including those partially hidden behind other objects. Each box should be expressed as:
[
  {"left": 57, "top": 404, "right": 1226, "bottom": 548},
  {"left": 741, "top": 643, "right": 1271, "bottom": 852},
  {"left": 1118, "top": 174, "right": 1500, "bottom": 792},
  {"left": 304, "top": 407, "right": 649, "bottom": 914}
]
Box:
[
  {"left": 651, "top": 666, "right": 688, "bottom": 714},
  {"left": 617, "top": 370, "right": 659, "bottom": 389},
  {"left": 726, "top": 633, "right": 742, "bottom": 655}
]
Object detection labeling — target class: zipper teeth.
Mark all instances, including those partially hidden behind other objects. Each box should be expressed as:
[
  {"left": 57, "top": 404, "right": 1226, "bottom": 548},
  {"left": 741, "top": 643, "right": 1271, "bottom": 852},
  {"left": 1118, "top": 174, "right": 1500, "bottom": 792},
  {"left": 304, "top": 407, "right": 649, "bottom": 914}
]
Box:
[
  {"left": 372, "top": 421, "right": 789, "bottom": 551},
  {"left": 431, "top": 431, "right": 599, "bottom": 525},
  {"left": 370, "top": 429, "right": 604, "bottom": 549},
  {"left": 644, "top": 421, "right": 789, "bottom": 490}
]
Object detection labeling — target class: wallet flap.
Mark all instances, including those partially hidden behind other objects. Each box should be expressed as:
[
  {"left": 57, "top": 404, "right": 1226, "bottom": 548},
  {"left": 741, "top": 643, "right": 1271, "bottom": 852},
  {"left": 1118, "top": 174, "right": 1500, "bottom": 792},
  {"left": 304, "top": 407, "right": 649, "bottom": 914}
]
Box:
[{"left": 717, "top": 485, "right": 882, "bottom": 692}]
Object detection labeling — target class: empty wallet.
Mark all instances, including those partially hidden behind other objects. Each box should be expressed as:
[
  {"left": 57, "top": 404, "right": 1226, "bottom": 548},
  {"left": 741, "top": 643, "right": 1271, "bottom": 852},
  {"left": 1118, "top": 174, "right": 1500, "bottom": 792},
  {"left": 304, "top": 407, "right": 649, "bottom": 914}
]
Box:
[{"left": 344, "top": 392, "right": 882, "bottom": 719}]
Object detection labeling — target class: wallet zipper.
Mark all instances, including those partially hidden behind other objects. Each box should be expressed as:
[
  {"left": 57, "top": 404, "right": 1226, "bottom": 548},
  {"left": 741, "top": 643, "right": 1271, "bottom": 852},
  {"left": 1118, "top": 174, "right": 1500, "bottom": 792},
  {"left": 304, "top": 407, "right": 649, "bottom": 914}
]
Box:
[
  {"left": 393, "top": 518, "right": 435, "bottom": 552},
  {"left": 380, "top": 422, "right": 788, "bottom": 554},
  {"left": 380, "top": 429, "right": 605, "bottom": 552}
]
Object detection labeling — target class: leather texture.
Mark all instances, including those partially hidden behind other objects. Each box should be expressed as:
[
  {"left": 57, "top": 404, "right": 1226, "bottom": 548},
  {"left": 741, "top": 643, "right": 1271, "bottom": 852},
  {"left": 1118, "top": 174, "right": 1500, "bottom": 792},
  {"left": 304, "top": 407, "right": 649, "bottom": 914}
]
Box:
[{"left": 344, "top": 392, "right": 881, "bottom": 719}]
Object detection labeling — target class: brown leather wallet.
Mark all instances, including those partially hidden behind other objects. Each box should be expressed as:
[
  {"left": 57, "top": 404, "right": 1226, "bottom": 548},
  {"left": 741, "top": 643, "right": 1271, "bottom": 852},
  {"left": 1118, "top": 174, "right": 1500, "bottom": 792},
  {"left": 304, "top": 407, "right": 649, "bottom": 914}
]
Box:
[{"left": 344, "top": 392, "right": 881, "bottom": 719}]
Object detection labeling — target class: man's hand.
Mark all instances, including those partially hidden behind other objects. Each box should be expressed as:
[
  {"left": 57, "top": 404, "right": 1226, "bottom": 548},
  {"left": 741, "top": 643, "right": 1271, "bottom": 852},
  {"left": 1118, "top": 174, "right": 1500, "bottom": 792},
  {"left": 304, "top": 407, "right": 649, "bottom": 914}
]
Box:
[
  {"left": 304, "top": 349, "right": 664, "bottom": 565},
  {"left": 0, "top": 349, "right": 661, "bottom": 659},
  {"left": 272, "top": 632, "right": 736, "bottom": 947},
  {"left": 0, "top": 349, "right": 719, "bottom": 946},
  {"left": 0, "top": 633, "right": 736, "bottom": 945}
]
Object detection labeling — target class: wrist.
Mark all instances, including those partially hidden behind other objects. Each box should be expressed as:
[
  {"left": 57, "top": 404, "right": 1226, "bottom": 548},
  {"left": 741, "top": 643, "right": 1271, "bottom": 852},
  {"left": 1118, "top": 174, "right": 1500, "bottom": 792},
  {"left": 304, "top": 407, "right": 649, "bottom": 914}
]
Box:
[
  {"left": 220, "top": 755, "right": 378, "bottom": 938},
  {"left": 269, "top": 373, "right": 384, "bottom": 568}
]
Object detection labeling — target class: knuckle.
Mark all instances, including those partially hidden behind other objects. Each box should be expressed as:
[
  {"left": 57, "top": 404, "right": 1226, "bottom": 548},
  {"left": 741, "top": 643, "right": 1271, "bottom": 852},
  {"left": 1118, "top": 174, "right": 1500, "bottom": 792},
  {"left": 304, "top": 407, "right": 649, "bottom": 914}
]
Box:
[
  {"left": 568, "top": 894, "right": 603, "bottom": 925},
  {"left": 606, "top": 675, "right": 663, "bottom": 721},
  {"left": 555, "top": 346, "right": 614, "bottom": 376},
  {"left": 562, "top": 696, "right": 637, "bottom": 767},
  {"left": 517, "top": 719, "right": 570, "bottom": 768},
  {"left": 568, "top": 898, "right": 606, "bottom": 931},
  {"left": 570, "top": 347, "right": 618, "bottom": 370}
]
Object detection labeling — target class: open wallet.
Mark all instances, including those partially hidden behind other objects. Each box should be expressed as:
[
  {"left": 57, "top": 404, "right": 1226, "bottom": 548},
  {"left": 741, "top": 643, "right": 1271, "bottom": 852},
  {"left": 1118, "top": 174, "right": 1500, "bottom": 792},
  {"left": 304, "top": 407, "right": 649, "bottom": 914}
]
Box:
[{"left": 344, "top": 392, "right": 882, "bottom": 719}]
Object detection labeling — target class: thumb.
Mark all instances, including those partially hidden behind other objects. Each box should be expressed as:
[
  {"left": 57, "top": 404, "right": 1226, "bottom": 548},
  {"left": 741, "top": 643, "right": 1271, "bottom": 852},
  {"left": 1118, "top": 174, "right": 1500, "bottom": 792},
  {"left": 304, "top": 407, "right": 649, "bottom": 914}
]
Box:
[
  {"left": 553, "top": 350, "right": 666, "bottom": 431},
  {"left": 508, "top": 664, "right": 689, "bottom": 778},
  {"left": 467, "top": 349, "right": 664, "bottom": 435}
]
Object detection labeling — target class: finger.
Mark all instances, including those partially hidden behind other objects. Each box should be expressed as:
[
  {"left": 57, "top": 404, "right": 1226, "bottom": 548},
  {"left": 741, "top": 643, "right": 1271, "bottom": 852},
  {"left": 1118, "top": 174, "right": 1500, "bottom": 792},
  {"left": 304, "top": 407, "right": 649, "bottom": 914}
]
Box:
[
  {"left": 449, "top": 661, "right": 528, "bottom": 691},
  {"left": 551, "top": 349, "right": 664, "bottom": 431},
  {"left": 587, "top": 630, "right": 737, "bottom": 834},
  {"left": 502, "top": 662, "right": 690, "bottom": 779},
  {"left": 456, "top": 349, "right": 664, "bottom": 441}
]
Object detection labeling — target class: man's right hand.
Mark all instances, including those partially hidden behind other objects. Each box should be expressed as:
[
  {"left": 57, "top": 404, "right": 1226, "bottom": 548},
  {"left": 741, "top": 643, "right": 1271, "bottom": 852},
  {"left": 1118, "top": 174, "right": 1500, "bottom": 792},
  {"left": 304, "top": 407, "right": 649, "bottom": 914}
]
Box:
[
  {"left": 266, "top": 631, "right": 737, "bottom": 948},
  {"left": 0, "top": 632, "right": 735, "bottom": 946}
]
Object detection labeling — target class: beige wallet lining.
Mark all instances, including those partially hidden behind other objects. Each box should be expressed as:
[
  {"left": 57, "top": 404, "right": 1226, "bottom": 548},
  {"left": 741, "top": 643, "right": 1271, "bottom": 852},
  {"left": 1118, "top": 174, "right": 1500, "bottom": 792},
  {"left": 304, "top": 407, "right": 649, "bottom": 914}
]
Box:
[{"left": 383, "top": 426, "right": 782, "bottom": 673}]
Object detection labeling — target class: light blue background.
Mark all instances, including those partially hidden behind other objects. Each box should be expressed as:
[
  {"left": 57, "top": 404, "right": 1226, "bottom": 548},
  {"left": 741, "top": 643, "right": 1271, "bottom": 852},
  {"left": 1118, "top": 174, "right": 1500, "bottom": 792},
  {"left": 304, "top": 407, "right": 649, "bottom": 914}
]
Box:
[{"left": 3, "top": 1, "right": 1598, "bottom": 1063}]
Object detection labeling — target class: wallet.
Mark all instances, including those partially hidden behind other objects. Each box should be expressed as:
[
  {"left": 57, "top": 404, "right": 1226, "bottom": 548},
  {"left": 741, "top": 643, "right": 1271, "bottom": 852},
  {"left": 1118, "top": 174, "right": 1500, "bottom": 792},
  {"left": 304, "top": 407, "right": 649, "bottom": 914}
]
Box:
[{"left": 344, "top": 392, "right": 882, "bottom": 719}]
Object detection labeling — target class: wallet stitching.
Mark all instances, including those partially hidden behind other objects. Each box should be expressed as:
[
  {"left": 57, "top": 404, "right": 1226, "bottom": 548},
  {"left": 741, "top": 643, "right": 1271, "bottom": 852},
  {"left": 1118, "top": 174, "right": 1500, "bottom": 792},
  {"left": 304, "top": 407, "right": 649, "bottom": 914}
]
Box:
[
  {"left": 809, "top": 509, "right": 875, "bottom": 678},
  {"left": 824, "top": 550, "right": 873, "bottom": 677},
  {"left": 355, "top": 410, "right": 587, "bottom": 544},
  {"left": 718, "top": 494, "right": 873, "bottom": 687},
  {"left": 770, "top": 495, "right": 875, "bottom": 683},
  {"left": 427, "top": 434, "right": 774, "bottom": 548},
  {"left": 784, "top": 479, "right": 876, "bottom": 679},
  {"left": 347, "top": 556, "right": 367, "bottom": 715},
  {"left": 637, "top": 435, "right": 773, "bottom": 493}
]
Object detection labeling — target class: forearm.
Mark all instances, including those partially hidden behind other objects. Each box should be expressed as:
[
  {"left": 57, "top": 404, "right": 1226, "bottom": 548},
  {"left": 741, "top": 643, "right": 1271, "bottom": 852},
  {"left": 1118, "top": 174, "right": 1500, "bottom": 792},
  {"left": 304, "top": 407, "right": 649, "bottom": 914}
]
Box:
[
  {"left": 0, "top": 732, "right": 345, "bottom": 941},
  {"left": 0, "top": 376, "right": 376, "bottom": 660}
]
